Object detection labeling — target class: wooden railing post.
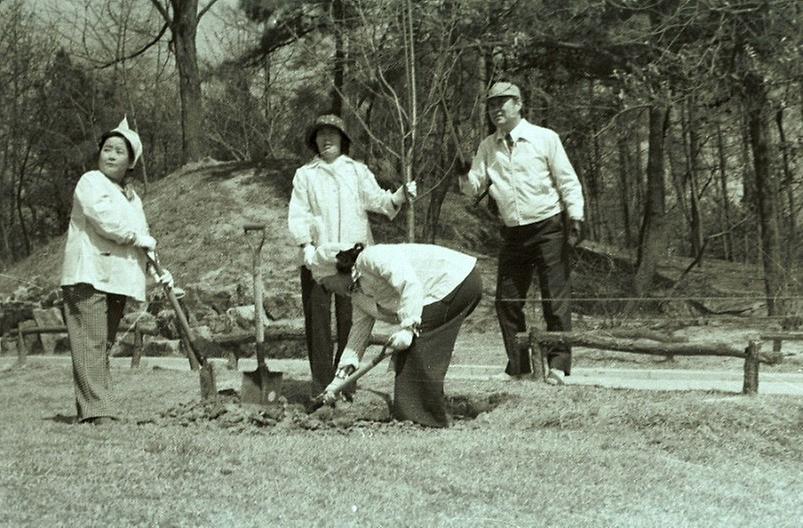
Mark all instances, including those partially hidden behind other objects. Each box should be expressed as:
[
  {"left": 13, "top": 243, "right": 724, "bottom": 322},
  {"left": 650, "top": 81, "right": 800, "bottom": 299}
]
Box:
[
  {"left": 742, "top": 339, "right": 761, "bottom": 395},
  {"left": 16, "top": 324, "right": 27, "bottom": 366},
  {"left": 528, "top": 329, "right": 546, "bottom": 382},
  {"left": 131, "top": 326, "right": 143, "bottom": 368}
]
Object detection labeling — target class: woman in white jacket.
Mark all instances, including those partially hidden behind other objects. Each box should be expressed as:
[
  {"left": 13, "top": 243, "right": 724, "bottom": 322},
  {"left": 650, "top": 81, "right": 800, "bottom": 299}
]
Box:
[
  {"left": 60, "top": 118, "right": 168, "bottom": 425},
  {"left": 287, "top": 114, "right": 416, "bottom": 396},
  {"left": 310, "top": 243, "right": 482, "bottom": 427}
]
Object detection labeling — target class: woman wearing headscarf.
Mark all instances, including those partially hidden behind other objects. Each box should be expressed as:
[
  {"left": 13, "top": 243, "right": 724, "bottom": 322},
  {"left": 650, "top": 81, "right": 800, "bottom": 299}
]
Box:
[
  {"left": 288, "top": 114, "right": 417, "bottom": 396},
  {"left": 60, "top": 117, "right": 171, "bottom": 425},
  {"left": 309, "top": 242, "right": 482, "bottom": 428}
]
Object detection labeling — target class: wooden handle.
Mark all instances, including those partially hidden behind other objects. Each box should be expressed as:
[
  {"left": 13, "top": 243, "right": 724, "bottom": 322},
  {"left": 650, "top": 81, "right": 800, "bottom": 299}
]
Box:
[
  {"left": 146, "top": 253, "right": 204, "bottom": 368},
  {"left": 313, "top": 343, "right": 393, "bottom": 404}
]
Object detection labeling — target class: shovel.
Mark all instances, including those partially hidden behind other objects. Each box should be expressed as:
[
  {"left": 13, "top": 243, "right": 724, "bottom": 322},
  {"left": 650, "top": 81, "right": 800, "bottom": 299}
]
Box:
[
  {"left": 240, "top": 224, "right": 283, "bottom": 405},
  {"left": 310, "top": 339, "right": 393, "bottom": 407},
  {"left": 146, "top": 252, "right": 217, "bottom": 399}
]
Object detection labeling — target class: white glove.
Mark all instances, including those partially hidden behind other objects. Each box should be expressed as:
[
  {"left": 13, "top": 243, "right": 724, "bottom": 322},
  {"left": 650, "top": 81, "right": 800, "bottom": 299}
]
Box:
[
  {"left": 302, "top": 244, "right": 316, "bottom": 268},
  {"left": 157, "top": 269, "right": 174, "bottom": 289},
  {"left": 322, "top": 365, "right": 356, "bottom": 404},
  {"left": 405, "top": 181, "right": 417, "bottom": 199},
  {"left": 388, "top": 328, "right": 414, "bottom": 351},
  {"left": 392, "top": 181, "right": 417, "bottom": 205},
  {"left": 134, "top": 234, "right": 157, "bottom": 251}
]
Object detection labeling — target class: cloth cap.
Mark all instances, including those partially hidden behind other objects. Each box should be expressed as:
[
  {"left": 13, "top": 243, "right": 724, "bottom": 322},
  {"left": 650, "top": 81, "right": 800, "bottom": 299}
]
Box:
[
  {"left": 487, "top": 82, "right": 521, "bottom": 100},
  {"left": 108, "top": 116, "right": 143, "bottom": 168},
  {"left": 307, "top": 242, "right": 354, "bottom": 282},
  {"left": 305, "top": 114, "right": 351, "bottom": 153}
]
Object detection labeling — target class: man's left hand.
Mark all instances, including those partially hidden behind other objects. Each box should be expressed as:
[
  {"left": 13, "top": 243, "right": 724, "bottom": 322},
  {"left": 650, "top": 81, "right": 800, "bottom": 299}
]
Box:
[{"left": 568, "top": 220, "right": 584, "bottom": 248}]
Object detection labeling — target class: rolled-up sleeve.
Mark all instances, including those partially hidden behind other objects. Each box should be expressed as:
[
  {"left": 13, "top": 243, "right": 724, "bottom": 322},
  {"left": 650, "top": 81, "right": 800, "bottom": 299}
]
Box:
[
  {"left": 288, "top": 170, "right": 314, "bottom": 245},
  {"left": 548, "top": 133, "right": 584, "bottom": 220},
  {"left": 76, "top": 175, "right": 138, "bottom": 245}
]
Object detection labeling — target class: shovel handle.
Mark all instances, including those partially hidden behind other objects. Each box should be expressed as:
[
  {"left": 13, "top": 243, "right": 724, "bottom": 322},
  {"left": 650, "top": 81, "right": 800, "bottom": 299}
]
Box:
[{"left": 146, "top": 252, "right": 205, "bottom": 368}]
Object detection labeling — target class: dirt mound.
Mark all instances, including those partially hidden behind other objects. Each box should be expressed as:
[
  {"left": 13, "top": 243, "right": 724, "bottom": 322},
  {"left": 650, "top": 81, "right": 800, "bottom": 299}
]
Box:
[{"left": 140, "top": 378, "right": 514, "bottom": 431}]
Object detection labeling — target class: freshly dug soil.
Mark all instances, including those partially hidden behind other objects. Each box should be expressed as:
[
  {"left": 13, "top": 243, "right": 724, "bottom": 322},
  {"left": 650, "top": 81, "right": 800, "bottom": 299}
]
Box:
[{"left": 140, "top": 378, "right": 514, "bottom": 431}]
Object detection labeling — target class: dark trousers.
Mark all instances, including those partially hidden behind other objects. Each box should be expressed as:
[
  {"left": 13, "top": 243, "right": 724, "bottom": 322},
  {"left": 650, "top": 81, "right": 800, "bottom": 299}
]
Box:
[
  {"left": 495, "top": 213, "right": 573, "bottom": 375},
  {"left": 62, "top": 284, "right": 127, "bottom": 421},
  {"left": 300, "top": 266, "right": 352, "bottom": 394},
  {"left": 394, "top": 267, "right": 482, "bottom": 427}
]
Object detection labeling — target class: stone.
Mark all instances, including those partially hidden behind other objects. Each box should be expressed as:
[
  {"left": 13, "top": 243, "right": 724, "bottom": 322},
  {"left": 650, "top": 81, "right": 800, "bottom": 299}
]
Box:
[
  {"left": 183, "top": 282, "right": 243, "bottom": 315},
  {"left": 142, "top": 336, "right": 182, "bottom": 357},
  {"left": 18, "top": 319, "right": 42, "bottom": 356},
  {"left": 191, "top": 325, "right": 226, "bottom": 359},
  {"left": 263, "top": 291, "right": 303, "bottom": 320},
  {"left": 0, "top": 301, "right": 36, "bottom": 336},
  {"left": 226, "top": 305, "right": 270, "bottom": 331},
  {"left": 32, "top": 307, "right": 67, "bottom": 354}
]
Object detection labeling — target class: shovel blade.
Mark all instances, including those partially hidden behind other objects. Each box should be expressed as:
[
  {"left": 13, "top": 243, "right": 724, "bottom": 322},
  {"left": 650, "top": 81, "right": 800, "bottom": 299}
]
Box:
[{"left": 241, "top": 366, "right": 283, "bottom": 405}]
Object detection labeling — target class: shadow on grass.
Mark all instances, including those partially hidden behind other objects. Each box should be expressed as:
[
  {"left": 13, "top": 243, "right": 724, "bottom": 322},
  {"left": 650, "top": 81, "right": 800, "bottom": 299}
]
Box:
[{"left": 45, "top": 414, "right": 77, "bottom": 425}]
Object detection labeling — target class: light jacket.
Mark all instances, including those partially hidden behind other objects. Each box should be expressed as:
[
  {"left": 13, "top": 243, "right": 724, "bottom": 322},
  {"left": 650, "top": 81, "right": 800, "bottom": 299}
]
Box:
[
  {"left": 459, "top": 119, "right": 584, "bottom": 226},
  {"left": 337, "top": 244, "right": 477, "bottom": 369},
  {"left": 287, "top": 155, "right": 402, "bottom": 263},
  {"left": 60, "top": 170, "right": 150, "bottom": 301}
]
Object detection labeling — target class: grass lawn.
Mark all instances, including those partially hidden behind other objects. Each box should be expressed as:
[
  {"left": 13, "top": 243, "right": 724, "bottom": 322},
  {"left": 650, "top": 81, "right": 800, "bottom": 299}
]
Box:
[{"left": 1, "top": 344, "right": 801, "bottom": 528}]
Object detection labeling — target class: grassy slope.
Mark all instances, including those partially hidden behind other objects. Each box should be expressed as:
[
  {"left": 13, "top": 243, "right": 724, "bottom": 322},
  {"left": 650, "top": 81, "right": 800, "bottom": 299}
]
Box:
[{"left": 1, "top": 357, "right": 801, "bottom": 527}]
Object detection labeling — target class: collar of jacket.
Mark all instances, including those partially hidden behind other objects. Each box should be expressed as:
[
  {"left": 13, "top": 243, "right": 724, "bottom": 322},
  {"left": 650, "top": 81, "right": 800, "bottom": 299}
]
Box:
[
  {"left": 307, "top": 154, "right": 355, "bottom": 169},
  {"left": 495, "top": 118, "right": 531, "bottom": 144},
  {"left": 101, "top": 171, "right": 135, "bottom": 201}
]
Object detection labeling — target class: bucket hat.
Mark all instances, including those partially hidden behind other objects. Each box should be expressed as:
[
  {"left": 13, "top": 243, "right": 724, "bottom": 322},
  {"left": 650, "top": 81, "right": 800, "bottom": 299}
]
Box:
[{"left": 306, "top": 114, "right": 351, "bottom": 154}]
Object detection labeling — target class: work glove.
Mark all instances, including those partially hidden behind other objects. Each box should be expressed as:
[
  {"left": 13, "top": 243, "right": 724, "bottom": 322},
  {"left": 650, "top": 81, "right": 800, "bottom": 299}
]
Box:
[
  {"left": 302, "top": 244, "right": 317, "bottom": 268},
  {"left": 388, "top": 328, "right": 415, "bottom": 351},
  {"left": 134, "top": 234, "right": 157, "bottom": 251},
  {"left": 156, "top": 269, "right": 174, "bottom": 289},
  {"left": 567, "top": 220, "right": 584, "bottom": 248},
  {"left": 322, "top": 365, "right": 356, "bottom": 405},
  {"left": 392, "top": 181, "right": 417, "bottom": 206}
]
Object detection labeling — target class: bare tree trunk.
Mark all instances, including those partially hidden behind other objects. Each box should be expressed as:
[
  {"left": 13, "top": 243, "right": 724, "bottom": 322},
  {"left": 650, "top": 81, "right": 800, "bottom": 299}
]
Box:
[
  {"left": 617, "top": 132, "right": 633, "bottom": 247},
  {"left": 745, "top": 73, "right": 787, "bottom": 317},
  {"left": 715, "top": 120, "right": 733, "bottom": 261},
  {"left": 633, "top": 105, "right": 669, "bottom": 300},
  {"left": 775, "top": 107, "right": 796, "bottom": 270},
  {"left": 331, "top": 0, "right": 345, "bottom": 115},
  {"left": 739, "top": 111, "right": 757, "bottom": 265},
  {"left": 686, "top": 99, "right": 704, "bottom": 260},
  {"left": 168, "top": 0, "right": 204, "bottom": 163},
  {"left": 668, "top": 115, "right": 689, "bottom": 255}
]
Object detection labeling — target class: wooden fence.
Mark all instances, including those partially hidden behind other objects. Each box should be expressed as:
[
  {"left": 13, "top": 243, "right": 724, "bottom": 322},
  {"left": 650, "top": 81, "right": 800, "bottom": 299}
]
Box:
[
  {"left": 4, "top": 321, "right": 792, "bottom": 395},
  {"left": 521, "top": 328, "right": 788, "bottom": 394}
]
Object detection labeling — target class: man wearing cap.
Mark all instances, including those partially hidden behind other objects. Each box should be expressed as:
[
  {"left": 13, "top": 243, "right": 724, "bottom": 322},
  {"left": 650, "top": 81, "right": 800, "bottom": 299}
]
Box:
[
  {"left": 288, "top": 113, "right": 417, "bottom": 396},
  {"left": 458, "top": 82, "right": 584, "bottom": 385}
]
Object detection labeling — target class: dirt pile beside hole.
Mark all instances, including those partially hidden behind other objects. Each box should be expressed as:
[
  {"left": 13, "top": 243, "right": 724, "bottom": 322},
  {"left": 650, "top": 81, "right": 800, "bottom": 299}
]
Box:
[{"left": 139, "top": 379, "right": 513, "bottom": 431}]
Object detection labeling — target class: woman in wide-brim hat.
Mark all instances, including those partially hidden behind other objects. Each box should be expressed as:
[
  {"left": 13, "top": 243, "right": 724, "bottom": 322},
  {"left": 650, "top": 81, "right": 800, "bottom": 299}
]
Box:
[
  {"left": 60, "top": 117, "right": 171, "bottom": 425},
  {"left": 309, "top": 242, "right": 483, "bottom": 428},
  {"left": 288, "top": 113, "right": 417, "bottom": 397}
]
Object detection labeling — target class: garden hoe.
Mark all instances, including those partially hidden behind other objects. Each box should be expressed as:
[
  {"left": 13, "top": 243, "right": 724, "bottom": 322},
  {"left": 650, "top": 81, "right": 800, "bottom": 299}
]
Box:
[
  {"left": 147, "top": 252, "right": 217, "bottom": 399},
  {"left": 240, "top": 224, "right": 283, "bottom": 405},
  {"left": 310, "top": 338, "right": 393, "bottom": 408}
]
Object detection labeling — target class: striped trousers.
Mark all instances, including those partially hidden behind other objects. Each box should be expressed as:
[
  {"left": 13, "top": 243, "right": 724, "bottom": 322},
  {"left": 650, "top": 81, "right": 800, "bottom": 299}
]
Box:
[{"left": 62, "top": 284, "right": 126, "bottom": 422}]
